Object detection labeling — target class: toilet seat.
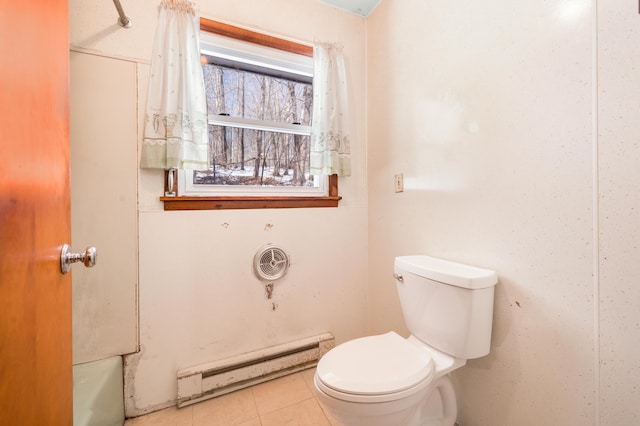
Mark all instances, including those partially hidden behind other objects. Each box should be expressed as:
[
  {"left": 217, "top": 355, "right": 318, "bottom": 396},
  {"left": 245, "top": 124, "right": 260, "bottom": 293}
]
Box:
[{"left": 316, "top": 332, "right": 435, "bottom": 403}]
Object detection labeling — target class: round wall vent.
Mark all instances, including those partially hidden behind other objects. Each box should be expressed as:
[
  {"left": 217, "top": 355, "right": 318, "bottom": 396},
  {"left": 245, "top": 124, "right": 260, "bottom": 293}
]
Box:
[{"left": 253, "top": 244, "right": 290, "bottom": 281}]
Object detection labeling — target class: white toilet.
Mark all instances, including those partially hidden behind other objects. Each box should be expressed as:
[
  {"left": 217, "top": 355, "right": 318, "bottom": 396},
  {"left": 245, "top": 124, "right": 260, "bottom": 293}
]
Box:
[{"left": 314, "top": 255, "right": 498, "bottom": 426}]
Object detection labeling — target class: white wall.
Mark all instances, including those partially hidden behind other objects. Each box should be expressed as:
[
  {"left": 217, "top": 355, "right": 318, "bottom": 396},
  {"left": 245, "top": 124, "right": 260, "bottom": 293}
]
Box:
[
  {"left": 367, "top": 1, "right": 640, "bottom": 425},
  {"left": 597, "top": 1, "right": 640, "bottom": 423},
  {"left": 69, "top": 0, "right": 368, "bottom": 416}
]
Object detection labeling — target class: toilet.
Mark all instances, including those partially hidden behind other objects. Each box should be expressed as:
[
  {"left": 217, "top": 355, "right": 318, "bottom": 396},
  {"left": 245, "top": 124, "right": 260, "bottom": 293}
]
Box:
[{"left": 313, "top": 255, "right": 498, "bottom": 426}]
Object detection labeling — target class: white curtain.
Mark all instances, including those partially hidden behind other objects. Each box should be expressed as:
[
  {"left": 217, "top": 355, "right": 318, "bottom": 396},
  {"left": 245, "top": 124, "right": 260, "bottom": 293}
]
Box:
[
  {"left": 140, "top": 0, "right": 208, "bottom": 170},
  {"left": 310, "top": 43, "right": 351, "bottom": 177}
]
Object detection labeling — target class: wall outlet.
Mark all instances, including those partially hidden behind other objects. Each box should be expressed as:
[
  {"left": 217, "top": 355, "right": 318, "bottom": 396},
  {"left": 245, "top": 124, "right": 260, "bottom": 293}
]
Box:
[{"left": 394, "top": 173, "right": 404, "bottom": 193}]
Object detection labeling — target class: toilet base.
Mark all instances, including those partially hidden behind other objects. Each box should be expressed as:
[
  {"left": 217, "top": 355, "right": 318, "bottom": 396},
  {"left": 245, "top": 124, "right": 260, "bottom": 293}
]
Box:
[
  {"left": 314, "top": 375, "right": 457, "bottom": 426},
  {"left": 417, "top": 376, "right": 457, "bottom": 426}
]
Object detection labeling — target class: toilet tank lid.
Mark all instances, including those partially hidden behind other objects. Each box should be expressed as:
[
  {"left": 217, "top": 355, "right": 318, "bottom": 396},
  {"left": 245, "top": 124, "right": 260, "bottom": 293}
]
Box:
[{"left": 395, "top": 255, "right": 498, "bottom": 289}]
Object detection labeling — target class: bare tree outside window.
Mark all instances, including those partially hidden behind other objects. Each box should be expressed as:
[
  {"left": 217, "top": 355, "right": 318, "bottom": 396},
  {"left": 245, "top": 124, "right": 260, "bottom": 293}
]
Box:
[{"left": 195, "top": 63, "right": 314, "bottom": 187}]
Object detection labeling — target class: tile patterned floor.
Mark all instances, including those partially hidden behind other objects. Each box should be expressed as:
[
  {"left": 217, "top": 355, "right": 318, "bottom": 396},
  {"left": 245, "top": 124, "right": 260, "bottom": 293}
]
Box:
[{"left": 124, "top": 368, "right": 341, "bottom": 426}]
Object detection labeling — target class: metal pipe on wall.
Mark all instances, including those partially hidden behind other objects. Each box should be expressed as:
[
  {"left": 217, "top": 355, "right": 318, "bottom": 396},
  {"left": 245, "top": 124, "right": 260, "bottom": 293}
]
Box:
[{"left": 112, "top": 0, "right": 132, "bottom": 28}]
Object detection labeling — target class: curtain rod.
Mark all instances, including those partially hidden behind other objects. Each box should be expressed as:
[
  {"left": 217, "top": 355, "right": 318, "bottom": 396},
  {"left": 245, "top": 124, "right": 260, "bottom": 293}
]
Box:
[{"left": 112, "top": 0, "right": 132, "bottom": 28}]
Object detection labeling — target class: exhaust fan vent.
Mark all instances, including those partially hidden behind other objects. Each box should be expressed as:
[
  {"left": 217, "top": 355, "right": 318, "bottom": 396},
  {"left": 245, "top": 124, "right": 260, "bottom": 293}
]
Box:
[{"left": 254, "top": 244, "right": 290, "bottom": 281}]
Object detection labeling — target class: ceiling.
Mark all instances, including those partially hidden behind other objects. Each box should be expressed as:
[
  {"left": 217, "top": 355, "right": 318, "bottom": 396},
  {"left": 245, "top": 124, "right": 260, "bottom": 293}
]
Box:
[{"left": 316, "top": 0, "right": 381, "bottom": 17}]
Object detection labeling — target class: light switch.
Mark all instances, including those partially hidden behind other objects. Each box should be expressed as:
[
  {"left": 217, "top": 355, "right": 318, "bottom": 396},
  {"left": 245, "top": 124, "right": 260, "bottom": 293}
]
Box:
[{"left": 395, "top": 173, "right": 404, "bottom": 193}]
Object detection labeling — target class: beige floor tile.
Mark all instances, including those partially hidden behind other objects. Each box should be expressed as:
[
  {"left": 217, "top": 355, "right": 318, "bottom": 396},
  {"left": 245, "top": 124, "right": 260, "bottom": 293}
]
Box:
[
  {"left": 235, "top": 418, "right": 262, "bottom": 426},
  {"left": 299, "top": 367, "right": 317, "bottom": 393},
  {"left": 316, "top": 404, "right": 343, "bottom": 426},
  {"left": 192, "top": 388, "right": 259, "bottom": 426},
  {"left": 299, "top": 367, "right": 343, "bottom": 425},
  {"left": 260, "top": 397, "right": 330, "bottom": 426},
  {"left": 251, "top": 373, "right": 312, "bottom": 415},
  {"left": 311, "top": 396, "right": 343, "bottom": 426},
  {"left": 124, "top": 405, "right": 193, "bottom": 426},
  {"left": 123, "top": 371, "right": 347, "bottom": 426}
]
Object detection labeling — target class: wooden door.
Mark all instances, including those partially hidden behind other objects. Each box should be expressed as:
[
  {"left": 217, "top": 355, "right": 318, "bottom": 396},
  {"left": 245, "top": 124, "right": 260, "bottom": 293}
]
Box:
[{"left": 0, "top": 0, "right": 72, "bottom": 424}]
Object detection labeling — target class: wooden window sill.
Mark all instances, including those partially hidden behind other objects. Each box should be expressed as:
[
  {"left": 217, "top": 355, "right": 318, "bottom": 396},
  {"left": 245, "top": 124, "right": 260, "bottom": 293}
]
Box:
[
  {"left": 160, "top": 174, "right": 341, "bottom": 210},
  {"left": 160, "top": 195, "right": 341, "bottom": 210}
]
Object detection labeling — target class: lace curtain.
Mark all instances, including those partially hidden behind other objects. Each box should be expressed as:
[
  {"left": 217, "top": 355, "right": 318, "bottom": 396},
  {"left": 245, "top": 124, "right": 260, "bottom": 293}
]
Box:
[
  {"left": 310, "top": 43, "right": 351, "bottom": 177},
  {"left": 140, "top": 0, "right": 208, "bottom": 170}
]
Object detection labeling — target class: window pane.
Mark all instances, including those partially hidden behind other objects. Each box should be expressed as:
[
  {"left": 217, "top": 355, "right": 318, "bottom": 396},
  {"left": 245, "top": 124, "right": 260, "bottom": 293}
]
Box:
[
  {"left": 202, "top": 64, "right": 313, "bottom": 126},
  {"left": 200, "top": 62, "right": 314, "bottom": 187},
  {"left": 194, "top": 125, "right": 314, "bottom": 187}
]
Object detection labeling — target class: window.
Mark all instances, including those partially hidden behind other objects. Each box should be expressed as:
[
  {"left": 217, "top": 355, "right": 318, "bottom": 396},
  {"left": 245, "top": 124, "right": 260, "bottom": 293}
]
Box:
[{"left": 161, "top": 19, "right": 340, "bottom": 210}]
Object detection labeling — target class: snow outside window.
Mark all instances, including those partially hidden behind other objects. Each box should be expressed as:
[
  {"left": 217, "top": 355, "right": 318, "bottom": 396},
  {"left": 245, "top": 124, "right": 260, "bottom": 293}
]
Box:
[{"left": 178, "top": 31, "right": 326, "bottom": 197}]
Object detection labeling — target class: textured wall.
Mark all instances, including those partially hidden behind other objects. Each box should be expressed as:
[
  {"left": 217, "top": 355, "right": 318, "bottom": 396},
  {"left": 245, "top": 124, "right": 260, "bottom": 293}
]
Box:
[
  {"left": 368, "top": 0, "right": 640, "bottom": 424},
  {"left": 597, "top": 1, "right": 640, "bottom": 423}
]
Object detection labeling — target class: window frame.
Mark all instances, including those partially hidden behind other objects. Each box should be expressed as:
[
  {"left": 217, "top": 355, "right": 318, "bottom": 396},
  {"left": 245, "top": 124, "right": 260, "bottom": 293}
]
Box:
[{"left": 159, "top": 18, "right": 341, "bottom": 211}]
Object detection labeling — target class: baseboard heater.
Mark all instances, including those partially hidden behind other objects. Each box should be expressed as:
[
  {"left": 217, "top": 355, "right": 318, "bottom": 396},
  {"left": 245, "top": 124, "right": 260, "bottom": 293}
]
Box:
[{"left": 176, "top": 333, "right": 334, "bottom": 407}]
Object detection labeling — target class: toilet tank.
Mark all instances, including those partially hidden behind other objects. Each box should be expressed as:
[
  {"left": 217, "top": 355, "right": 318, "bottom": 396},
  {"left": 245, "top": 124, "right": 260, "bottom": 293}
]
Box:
[{"left": 394, "top": 255, "right": 498, "bottom": 359}]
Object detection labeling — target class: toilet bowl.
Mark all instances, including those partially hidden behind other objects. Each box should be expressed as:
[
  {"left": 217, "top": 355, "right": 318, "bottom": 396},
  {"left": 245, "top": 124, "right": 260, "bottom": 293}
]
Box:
[
  {"left": 313, "top": 255, "right": 498, "bottom": 426},
  {"left": 313, "top": 332, "right": 463, "bottom": 426}
]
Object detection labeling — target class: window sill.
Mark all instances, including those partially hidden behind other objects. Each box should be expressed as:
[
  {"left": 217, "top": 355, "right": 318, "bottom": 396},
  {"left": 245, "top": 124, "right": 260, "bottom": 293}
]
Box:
[
  {"left": 160, "top": 195, "right": 341, "bottom": 210},
  {"left": 160, "top": 174, "right": 341, "bottom": 210}
]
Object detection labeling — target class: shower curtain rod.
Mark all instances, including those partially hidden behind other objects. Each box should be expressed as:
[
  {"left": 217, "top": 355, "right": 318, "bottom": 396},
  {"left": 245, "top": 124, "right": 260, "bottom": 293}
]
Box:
[{"left": 112, "top": 0, "right": 132, "bottom": 28}]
